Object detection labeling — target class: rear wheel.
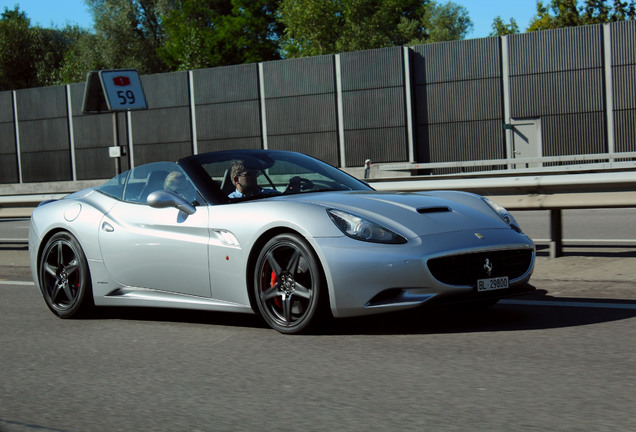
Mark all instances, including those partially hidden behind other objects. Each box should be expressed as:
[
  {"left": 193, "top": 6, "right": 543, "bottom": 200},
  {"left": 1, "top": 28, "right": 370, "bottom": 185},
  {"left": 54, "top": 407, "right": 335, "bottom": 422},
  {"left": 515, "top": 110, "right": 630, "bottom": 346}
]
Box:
[
  {"left": 254, "top": 233, "right": 324, "bottom": 334},
  {"left": 39, "top": 232, "right": 93, "bottom": 318}
]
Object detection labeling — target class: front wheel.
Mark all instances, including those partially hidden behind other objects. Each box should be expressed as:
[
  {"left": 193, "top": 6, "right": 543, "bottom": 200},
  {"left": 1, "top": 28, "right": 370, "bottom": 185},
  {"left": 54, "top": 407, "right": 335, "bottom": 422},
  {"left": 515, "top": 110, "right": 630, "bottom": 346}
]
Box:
[
  {"left": 254, "top": 233, "right": 325, "bottom": 334},
  {"left": 39, "top": 232, "right": 93, "bottom": 318}
]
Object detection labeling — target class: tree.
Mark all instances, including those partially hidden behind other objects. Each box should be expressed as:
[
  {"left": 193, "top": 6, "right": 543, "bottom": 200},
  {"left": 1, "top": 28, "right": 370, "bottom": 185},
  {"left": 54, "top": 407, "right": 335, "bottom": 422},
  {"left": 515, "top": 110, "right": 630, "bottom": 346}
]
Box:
[
  {"left": 278, "top": 0, "right": 472, "bottom": 58},
  {"left": 0, "top": 7, "right": 39, "bottom": 90},
  {"left": 56, "top": 27, "right": 107, "bottom": 84},
  {"left": 159, "top": 0, "right": 282, "bottom": 70},
  {"left": 528, "top": 0, "right": 636, "bottom": 31},
  {"left": 489, "top": 16, "right": 520, "bottom": 36},
  {"left": 84, "top": 0, "right": 173, "bottom": 74},
  {"left": 424, "top": 1, "right": 473, "bottom": 43}
]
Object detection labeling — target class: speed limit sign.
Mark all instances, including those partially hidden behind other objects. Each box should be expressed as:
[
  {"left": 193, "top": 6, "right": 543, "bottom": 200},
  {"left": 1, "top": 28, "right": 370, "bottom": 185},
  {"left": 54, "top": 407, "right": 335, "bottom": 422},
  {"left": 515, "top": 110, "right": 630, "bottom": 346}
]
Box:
[{"left": 82, "top": 69, "right": 148, "bottom": 113}]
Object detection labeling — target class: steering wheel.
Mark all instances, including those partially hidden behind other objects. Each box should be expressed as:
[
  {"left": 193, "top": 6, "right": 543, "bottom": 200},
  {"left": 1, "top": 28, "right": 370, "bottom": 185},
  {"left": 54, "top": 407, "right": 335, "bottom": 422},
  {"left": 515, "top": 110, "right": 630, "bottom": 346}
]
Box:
[{"left": 284, "top": 176, "right": 314, "bottom": 194}]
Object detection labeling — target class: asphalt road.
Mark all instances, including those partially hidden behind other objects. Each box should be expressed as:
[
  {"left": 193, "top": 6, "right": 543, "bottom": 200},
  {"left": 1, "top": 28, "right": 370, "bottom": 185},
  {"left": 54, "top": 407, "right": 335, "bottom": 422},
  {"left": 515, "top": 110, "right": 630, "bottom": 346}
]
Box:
[
  {"left": 1, "top": 229, "right": 635, "bottom": 431},
  {"left": 2, "top": 164, "right": 636, "bottom": 432}
]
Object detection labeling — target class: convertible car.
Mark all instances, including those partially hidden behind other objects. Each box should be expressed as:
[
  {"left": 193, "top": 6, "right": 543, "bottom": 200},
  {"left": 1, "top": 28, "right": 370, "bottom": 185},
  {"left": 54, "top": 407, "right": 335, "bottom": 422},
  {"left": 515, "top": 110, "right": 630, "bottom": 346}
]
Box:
[{"left": 29, "top": 149, "right": 535, "bottom": 334}]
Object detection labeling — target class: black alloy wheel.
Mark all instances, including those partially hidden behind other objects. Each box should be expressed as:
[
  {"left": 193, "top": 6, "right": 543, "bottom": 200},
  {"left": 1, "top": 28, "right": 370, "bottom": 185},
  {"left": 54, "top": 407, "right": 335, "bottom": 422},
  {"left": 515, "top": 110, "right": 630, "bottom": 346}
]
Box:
[
  {"left": 254, "top": 233, "right": 324, "bottom": 334},
  {"left": 39, "top": 232, "right": 93, "bottom": 318}
]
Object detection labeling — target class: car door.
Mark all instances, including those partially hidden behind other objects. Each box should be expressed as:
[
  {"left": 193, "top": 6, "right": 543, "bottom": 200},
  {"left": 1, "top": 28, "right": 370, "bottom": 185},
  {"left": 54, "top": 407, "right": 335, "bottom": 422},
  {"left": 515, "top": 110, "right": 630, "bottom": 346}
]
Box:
[{"left": 98, "top": 162, "right": 211, "bottom": 297}]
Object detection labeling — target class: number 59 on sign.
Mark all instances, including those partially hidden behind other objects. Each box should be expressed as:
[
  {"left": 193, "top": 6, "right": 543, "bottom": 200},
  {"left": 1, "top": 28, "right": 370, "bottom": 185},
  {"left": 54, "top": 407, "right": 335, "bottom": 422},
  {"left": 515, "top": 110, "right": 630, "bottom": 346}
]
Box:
[{"left": 100, "top": 70, "right": 147, "bottom": 111}]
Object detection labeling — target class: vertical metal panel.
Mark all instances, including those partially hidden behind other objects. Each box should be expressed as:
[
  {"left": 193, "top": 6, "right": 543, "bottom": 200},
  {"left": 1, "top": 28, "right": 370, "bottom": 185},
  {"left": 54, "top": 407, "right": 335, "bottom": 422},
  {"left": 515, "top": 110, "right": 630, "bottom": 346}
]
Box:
[
  {"left": 614, "top": 110, "right": 636, "bottom": 152},
  {"left": 132, "top": 142, "right": 193, "bottom": 165},
  {"left": 19, "top": 118, "right": 69, "bottom": 152},
  {"left": 197, "top": 137, "right": 262, "bottom": 154},
  {"left": 74, "top": 148, "right": 120, "bottom": 180},
  {"left": 20, "top": 150, "right": 72, "bottom": 182},
  {"left": 130, "top": 107, "right": 192, "bottom": 145},
  {"left": 613, "top": 65, "right": 636, "bottom": 110},
  {"left": 342, "top": 87, "right": 405, "bottom": 130},
  {"left": 262, "top": 55, "right": 339, "bottom": 159},
  {"left": 510, "top": 69, "right": 604, "bottom": 117},
  {"left": 339, "top": 47, "right": 404, "bottom": 91},
  {"left": 0, "top": 90, "right": 13, "bottom": 123},
  {"left": 141, "top": 71, "right": 189, "bottom": 108},
  {"left": 610, "top": 20, "right": 636, "bottom": 66},
  {"left": 0, "top": 91, "right": 18, "bottom": 182},
  {"left": 344, "top": 128, "right": 407, "bottom": 166},
  {"left": 196, "top": 101, "right": 262, "bottom": 140},
  {"left": 16, "top": 86, "right": 68, "bottom": 120},
  {"left": 412, "top": 37, "right": 502, "bottom": 84},
  {"left": 0, "top": 123, "right": 15, "bottom": 154},
  {"left": 267, "top": 132, "right": 339, "bottom": 166},
  {"left": 509, "top": 25, "right": 603, "bottom": 76},
  {"left": 194, "top": 63, "right": 259, "bottom": 104},
  {"left": 541, "top": 113, "right": 606, "bottom": 156},
  {"left": 417, "top": 78, "right": 502, "bottom": 124},
  {"left": 423, "top": 120, "right": 505, "bottom": 164},
  {"left": 266, "top": 94, "right": 337, "bottom": 135},
  {"left": 0, "top": 153, "right": 18, "bottom": 183},
  {"left": 263, "top": 55, "right": 335, "bottom": 98}
]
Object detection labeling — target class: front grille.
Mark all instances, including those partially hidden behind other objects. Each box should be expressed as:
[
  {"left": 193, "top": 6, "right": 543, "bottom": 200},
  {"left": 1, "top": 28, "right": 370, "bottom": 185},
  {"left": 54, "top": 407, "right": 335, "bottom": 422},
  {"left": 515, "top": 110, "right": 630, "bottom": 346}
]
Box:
[{"left": 427, "top": 249, "right": 533, "bottom": 286}]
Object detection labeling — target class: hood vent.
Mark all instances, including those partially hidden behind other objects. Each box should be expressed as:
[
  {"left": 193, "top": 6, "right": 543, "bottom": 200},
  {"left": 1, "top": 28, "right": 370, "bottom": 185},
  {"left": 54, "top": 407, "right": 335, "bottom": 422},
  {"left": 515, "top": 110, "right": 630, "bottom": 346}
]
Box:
[{"left": 417, "top": 206, "right": 451, "bottom": 214}]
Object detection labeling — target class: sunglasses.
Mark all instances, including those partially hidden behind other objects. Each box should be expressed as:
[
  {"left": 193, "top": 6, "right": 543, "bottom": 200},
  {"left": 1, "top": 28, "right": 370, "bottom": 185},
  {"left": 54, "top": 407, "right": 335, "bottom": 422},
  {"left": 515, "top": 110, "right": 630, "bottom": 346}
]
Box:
[{"left": 239, "top": 171, "right": 259, "bottom": 177}]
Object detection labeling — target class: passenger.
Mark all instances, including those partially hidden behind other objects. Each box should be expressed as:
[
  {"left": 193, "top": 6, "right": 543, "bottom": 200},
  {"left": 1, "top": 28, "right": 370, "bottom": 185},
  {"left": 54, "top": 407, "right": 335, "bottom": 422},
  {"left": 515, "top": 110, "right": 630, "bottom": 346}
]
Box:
[
  {"left": 228, "top": 160, "right": 277, "bottom": 198},
  {"left": 164, "top": 171, "right": 195, "bottom": 202}
]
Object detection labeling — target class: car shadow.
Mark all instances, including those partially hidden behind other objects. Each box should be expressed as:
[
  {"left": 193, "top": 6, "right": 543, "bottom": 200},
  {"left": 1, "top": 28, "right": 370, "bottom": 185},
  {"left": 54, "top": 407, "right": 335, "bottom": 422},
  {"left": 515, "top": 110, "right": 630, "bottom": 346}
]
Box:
[
  {"left": 84, "top": 288, "right": 636, "bottom": 336},
  {"left": 321, "top": 289, "right": 636, "bottom": 336},
  {"left": 90, "top": 306, "right": 269, "bottom": 330}
]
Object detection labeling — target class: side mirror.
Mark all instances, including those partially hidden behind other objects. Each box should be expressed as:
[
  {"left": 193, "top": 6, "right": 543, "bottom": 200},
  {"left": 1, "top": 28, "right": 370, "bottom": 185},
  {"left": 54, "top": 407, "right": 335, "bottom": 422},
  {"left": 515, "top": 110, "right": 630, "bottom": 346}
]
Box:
[{"left": 147, "top": 190, "right": 196, "bottom": 215}]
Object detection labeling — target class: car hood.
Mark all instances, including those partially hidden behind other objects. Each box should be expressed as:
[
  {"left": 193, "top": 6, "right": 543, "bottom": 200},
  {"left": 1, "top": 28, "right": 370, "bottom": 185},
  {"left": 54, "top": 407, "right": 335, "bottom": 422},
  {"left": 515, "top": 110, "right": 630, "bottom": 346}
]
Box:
[{"left": 283, "top": 190, "right": 510, "bottom": 238}]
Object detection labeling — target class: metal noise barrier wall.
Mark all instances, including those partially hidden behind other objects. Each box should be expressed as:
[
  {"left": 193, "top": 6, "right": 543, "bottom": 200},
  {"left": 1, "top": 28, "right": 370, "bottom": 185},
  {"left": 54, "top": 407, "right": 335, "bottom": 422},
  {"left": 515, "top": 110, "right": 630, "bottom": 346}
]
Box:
[{"left": 1, "top": 22, "right": 636, "bottom": 186}]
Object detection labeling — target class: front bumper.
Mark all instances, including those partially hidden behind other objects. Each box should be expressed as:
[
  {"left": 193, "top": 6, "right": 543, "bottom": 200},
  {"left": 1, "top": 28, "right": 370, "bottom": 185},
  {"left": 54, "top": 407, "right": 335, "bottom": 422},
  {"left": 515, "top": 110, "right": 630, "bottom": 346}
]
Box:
[{"left": 312, "top": 228, "right": 535, "bottom": 318}]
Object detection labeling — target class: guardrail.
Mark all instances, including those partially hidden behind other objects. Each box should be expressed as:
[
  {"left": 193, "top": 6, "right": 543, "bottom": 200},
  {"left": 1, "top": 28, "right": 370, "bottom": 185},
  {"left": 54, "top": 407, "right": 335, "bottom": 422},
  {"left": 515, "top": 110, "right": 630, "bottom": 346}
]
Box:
[{"left": 2, "top": 170, "right": 636, "bottom": 257}]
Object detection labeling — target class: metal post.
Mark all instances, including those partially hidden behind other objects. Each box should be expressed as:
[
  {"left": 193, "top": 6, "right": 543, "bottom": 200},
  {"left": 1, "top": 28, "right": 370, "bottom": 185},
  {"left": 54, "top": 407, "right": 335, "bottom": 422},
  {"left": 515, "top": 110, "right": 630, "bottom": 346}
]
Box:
[
  {"left": 549, "top": 209, "right": 563, "bottom": 258},
  {"left": 12, "top": 90, "right": 23, "bottom": 183},
  {"left": 335, "top": 54, "right": 346, "bottom": 168},
  {"left": 112, "top": 112, "right": 120, "bottom": 175},
  {"left": 188, "top": 70, "right": 198, "bottom": 155},
  {"left": 258, "top": 62, "right": 269, "bottom": 150},
  {"left": 603, "top": 23, "right": 615, "bottom": 165},
  {"left": 66, "top": 85, "right": 77, "bottom": 180}
]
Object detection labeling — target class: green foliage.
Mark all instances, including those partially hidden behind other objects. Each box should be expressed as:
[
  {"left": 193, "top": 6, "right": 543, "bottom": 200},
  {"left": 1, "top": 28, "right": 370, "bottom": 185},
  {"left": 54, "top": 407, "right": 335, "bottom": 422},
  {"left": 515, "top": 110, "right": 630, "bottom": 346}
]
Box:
[
  {"left": 278, "top": 0, "right": 472, "bottom": 58},
  {"left": 159, "top": 0, "right": 282, "bottom": 70},
  {"left": 0, "top": 7, "right": 38, "bottom": 90},
  {"left": 0, "top": 7, "right": 87, "bottom": 89},
  {"left": 489, "top": 16, "right": 520, "bottom": 36},
  {"left": 528, "top": 0, "right": 636, "bottom": 31},
  {"left": 85, "top": 0, "right": 172, "bottom": 74}
]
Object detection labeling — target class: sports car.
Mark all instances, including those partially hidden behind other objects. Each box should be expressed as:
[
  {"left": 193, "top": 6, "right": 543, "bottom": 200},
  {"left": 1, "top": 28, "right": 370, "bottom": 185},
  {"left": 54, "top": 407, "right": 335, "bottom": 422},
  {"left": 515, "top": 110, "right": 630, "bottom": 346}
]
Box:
[{"left": 29, "top": 149, "right": 535, "bottom": 334}]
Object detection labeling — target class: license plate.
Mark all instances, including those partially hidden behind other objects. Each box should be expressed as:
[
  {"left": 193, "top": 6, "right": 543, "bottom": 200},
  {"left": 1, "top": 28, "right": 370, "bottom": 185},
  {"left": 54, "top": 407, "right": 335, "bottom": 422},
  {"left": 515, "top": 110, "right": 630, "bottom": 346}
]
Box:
[{"left": 477, "top": 276, "right": 509, "bottom": 292}]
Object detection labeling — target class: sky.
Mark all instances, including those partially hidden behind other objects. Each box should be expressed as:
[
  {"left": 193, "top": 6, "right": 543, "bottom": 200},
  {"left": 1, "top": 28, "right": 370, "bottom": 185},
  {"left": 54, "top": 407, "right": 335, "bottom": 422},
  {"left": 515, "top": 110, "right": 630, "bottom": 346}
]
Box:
[{"left": 1, "top": 0, "right": 540, "bottom": 39}]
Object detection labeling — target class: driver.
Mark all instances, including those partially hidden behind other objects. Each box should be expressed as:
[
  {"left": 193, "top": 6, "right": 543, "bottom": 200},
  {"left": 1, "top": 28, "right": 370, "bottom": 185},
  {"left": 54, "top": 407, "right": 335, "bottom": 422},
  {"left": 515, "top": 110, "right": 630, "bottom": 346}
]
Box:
[{"left": 228, "top": 160, "right": 278, "bottom": 198}]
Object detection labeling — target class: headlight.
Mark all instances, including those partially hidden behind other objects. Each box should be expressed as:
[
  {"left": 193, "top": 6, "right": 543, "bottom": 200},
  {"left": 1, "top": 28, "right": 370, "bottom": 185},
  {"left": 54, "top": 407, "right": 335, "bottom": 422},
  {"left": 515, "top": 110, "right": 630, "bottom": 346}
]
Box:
[
  {"left": 327, "top": 209, "right": 407, "bottom": 244},
  {"left": 483, "top": 197, "right": 521, "bottom": 232}
]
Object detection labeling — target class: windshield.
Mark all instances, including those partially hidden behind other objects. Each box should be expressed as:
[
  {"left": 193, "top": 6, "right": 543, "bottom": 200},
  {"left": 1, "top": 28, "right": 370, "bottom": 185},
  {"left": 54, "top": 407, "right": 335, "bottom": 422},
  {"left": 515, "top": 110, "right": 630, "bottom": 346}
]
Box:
[{"left": 182, "top": 150, "right": 372, "bottom": 203}]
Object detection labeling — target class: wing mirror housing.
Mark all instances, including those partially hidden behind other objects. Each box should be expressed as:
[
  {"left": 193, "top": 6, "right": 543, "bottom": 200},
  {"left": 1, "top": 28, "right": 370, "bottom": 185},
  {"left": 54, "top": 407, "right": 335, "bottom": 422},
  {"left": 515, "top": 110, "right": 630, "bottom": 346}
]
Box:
[{"left": 147, "top": 190, "right": 196, "bottom": 215}]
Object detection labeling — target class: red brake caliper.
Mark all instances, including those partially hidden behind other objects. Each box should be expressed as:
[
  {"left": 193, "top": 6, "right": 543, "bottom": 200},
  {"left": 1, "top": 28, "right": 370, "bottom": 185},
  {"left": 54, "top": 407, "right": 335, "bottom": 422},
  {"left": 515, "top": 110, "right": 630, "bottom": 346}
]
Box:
[{"left": 270, "top": 270, "right": 282, "bottom": 308}]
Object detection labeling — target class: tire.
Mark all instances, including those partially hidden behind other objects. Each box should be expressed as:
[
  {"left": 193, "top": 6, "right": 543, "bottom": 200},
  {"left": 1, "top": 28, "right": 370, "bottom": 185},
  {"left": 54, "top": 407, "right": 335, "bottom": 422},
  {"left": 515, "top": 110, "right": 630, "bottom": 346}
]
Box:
[
  {"left": 39, "top": 232, "right": 93, "bottom": 318},
  {"left": 254, "top": 233, "right": 325, "bottom": 334}
]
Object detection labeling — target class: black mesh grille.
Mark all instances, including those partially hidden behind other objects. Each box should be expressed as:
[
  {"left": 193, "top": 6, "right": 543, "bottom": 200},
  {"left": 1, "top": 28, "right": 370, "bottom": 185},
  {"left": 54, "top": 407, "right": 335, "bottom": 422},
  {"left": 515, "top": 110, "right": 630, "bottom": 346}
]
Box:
[{"left": 427, "top": 249, "right": 533, "bottom": 286}]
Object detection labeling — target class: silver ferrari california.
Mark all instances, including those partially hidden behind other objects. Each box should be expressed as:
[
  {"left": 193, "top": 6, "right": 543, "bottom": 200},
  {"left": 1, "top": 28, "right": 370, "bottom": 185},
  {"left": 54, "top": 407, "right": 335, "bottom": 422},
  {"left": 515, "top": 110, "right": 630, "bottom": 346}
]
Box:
[{"left": 29, "top": 149, "right": 535, "bottom": 334}]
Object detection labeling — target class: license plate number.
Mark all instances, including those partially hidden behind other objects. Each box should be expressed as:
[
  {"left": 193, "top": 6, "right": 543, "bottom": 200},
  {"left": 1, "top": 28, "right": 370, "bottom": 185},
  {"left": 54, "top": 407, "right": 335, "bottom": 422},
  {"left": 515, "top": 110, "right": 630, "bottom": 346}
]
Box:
[{"left": 477, "top": 276, "right": 509, "bottom": 292}]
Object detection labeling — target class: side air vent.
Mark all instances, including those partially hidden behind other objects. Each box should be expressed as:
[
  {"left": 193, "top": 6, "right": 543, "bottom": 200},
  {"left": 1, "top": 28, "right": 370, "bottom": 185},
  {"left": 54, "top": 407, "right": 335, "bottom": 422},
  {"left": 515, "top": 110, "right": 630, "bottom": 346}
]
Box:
[{"left": 417, "top": 207, "right": 451, "bottom": 214}]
